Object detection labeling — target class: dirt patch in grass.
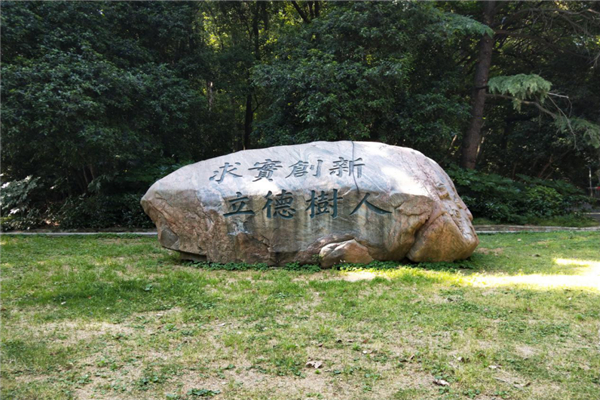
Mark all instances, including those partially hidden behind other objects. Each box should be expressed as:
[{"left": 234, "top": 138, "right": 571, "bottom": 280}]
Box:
[
  {"left": 476, "top": 247, "right": 505, "bottom": 256},
  {"left": 515, "top": 344, "right": 537, "bottom": 358},
  {"left": 42, "top": 321, "right": 137, "bottom": 343}
]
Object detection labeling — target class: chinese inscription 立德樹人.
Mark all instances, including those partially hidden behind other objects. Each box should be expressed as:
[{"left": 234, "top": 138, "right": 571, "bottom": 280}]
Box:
[
  {"left": 306, "top": 189, "right": 341, "bottom": 219},
  {"left": 213, "top": 156, "right": 391, "bottom": 219},
  {"left": 263, "top": 190, "right": 296, "bottom": 219},
  {"left": 223, "top": 192, "right": 255, "bottom": 217},
  {"left": 223, "top": 189, "right": 391, "bottom": 219}
]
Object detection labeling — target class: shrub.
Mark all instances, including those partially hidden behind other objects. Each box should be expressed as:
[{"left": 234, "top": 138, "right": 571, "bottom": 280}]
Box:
[
  {"left": 447, "top": 167, "right": 590, "bottom": 224},
  {"left": 57, "top": 194, "right": 153, "bottom": 230},
  {"left": 0, "top": 176, "right": 47, "bottom": 230},
  {"left": 523, "top": 186, "right": 562, "bottom": 218}
]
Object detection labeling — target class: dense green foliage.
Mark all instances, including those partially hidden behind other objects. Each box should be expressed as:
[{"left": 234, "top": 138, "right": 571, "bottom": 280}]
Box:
[
  {"left": 252, "top": 2, "right": 488, "bottom": 156},
  {"left": 448, "top": 167, "right": 591, "bottom": 224},
  {"left": 2, "top": 1, "right": 599, "bottom": 229}
]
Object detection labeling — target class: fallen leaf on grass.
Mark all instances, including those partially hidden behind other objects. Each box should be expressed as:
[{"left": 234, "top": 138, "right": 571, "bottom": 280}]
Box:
[
  {"left": 305, "top": 360, "right": 323, "bottom": 369},
  {"left": 187, "top": 388, "right": 221, "bottom": 397},
  {"left": 399, "top": 354, "right": 415, "bottom": 363},
  {"left": 494, "top": 377, "right": 531, "bottom": 389}
]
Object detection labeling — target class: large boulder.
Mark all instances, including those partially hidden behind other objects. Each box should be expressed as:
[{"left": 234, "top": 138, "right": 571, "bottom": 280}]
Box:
[{"left": 141, "top": 141, "right": 478, "bottom": 266}]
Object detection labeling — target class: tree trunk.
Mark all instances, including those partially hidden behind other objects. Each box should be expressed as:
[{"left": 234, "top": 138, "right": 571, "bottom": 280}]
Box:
[
  {"left": 460, "top": 1, "right": 496, "bottom": 170},
  {"left": 244, "top": 94, "right": 253, "bottom": 150},
  {"left": 206, "top": 80, "right": 214, "bottom": 111},
  {"left": 291, "top": 1, "right": 310, "bottom": 24},
  {"left": 242, "top": 3, "right": 262, "bottom": 151}
]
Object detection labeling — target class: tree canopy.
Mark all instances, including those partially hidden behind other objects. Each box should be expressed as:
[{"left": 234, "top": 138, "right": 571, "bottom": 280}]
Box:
[{"left": 2, "top": 1, "right": 599, "bottom": 228}]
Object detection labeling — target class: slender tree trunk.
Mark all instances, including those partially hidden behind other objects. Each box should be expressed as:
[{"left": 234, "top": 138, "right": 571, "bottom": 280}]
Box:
[
  {"left": 244, "top": 94, "right": 253, "bottom": 150},
  {"left": 206, "top": 80, "right": 214, "bottom": 111},
  {"left": 291, "top": 1, "right": 310, "bottom": 24},
  {"left": 539, "top": 149, "right": 570, "bottom": 179},
  {"left": 538, "top": 155, "right": 554, "bottom": 179},
  {"left": 81, "top": 167, "right": 90, "bottom": 188},
  {"left": 460, "top": 1, "right": 496, "bottom": 169},
  {"left": 242, "top": 2, "right": 261, "bottom": 151}
]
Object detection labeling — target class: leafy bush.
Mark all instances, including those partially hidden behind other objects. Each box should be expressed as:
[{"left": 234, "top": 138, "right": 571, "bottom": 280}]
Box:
[
  {"left": 57, "top": 194, "right": 153, "bottom": 230},
  {"left": 0, "top": 176, "right": 47, "bottom": 230},
  {"left": 524, "top": 186, "right": 563, "bottom": 218},
  {"left": 448, "top": 167, "right": 590, "bottom": 224}
]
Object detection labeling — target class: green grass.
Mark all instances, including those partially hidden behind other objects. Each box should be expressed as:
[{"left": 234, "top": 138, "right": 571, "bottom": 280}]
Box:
[
  {"left": 1, "top": 232, "right": 599, "bottom": 399},
  {"left": 526, "top": 214, "right": 599, "bottom": 227},
  {"left": 472, "top": 215, "right": 598, "bottom": 227}
]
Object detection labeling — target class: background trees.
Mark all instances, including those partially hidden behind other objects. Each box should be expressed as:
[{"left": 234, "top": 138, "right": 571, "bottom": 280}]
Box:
[{"left": 2, "top": 1, "right": 599, "bottom": 229}]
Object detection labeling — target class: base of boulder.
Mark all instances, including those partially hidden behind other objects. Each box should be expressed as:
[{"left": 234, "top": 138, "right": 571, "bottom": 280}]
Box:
[{"left": 179, "top": 251, "right": 207, "bottom": 263}]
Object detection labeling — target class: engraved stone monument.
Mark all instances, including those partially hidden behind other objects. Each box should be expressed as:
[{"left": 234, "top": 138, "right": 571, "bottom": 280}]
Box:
[{"left": 141, "top": 141, "right": 478, "bottom": 266}]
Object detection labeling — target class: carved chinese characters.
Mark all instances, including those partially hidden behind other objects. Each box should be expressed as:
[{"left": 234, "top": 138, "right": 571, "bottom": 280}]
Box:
[
  {"left": 210, "top": 157, "right": 363, "bottom": 184},
  {"left": 141, "top": 141, "right": 479, "bottom": 266},
  {"left": 210, "top": 155, "right": 387, "bottom": 221}
]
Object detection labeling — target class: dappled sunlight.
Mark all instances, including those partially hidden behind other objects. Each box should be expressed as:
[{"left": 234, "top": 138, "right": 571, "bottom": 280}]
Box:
[
  {"left": 380, "top": 166, "right": 429, "bottom": 196},
  {"left": 554, "top": 258, "right": 600, "bottom": 274},
  {"left": 339, "top": 257, "right": 600, "bottom": 290},
  {"left": 339, "top": 266, "right": 463, "bottom": 285},
  {"left": 469, "top": 258, "right": 600, "bottom": 290},
  {"left": 470, "top": 274, "right": 599, "bottom": 290}
]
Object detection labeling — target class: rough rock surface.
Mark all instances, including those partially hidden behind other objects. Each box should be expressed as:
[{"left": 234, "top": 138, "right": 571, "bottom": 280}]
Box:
[{"left": 141, "top": 141, "right": 478, "bottom": 266}]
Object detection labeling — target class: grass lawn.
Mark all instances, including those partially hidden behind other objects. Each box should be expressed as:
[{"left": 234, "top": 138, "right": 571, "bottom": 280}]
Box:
[
  {"left": 1, "top": 232, "right": 599, "bottom": 400},
  {"left": 471, "top": 216, "right": 599, "bottom": 227}
]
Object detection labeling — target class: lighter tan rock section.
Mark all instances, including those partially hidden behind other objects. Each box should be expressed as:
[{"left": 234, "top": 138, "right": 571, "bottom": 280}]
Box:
[
  {"left": 320, "top": 240, "right": 374, "bottom": 268},
  {"left": 141, "top": 141, "right": 478, "bottom": 266}
]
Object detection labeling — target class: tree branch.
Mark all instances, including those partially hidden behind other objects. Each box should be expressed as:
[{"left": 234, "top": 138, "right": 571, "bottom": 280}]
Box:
[
  {"left": 486, "top": 93, "right": 555, "bottom": 118},
  {"left": 486, "top": 93, "right": 580, "bottom": 147},
  {"left": 494, "top": 29, "right": 593, "bottom": 60},
  {"left": 291, "top": 1, "right": 310, "bottom": 24}
]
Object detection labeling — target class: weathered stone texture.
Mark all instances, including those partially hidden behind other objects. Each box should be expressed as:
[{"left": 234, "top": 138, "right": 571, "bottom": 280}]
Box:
[{"left": 141, "top": 141, "right": 478, "bottom": 266}]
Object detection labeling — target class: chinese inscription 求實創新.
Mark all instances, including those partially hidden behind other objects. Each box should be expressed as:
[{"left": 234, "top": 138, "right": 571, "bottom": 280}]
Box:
[
  {"left": 286, "top": 160, "right": 323, "bottom": 178},
  {"left": 210, "top": 156, "right": 364, "bottom": 184},
  {"left": 249, "top": 159, "right": 283, "bottom": 182}
]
